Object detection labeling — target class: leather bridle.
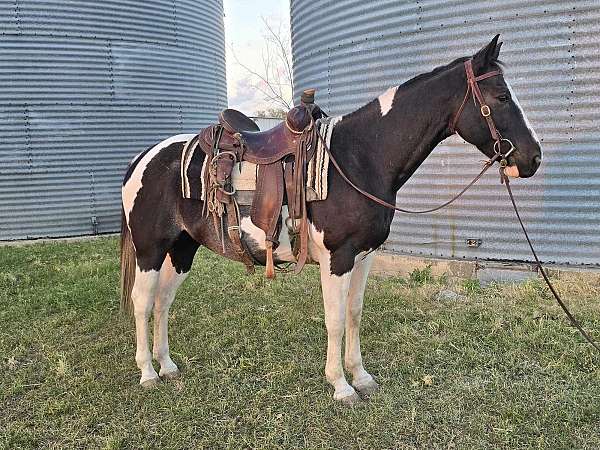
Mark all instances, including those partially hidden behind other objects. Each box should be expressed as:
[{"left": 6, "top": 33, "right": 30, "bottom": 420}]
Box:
[{"left": 450, "top": 58, "right": 515, "bottom": 163}]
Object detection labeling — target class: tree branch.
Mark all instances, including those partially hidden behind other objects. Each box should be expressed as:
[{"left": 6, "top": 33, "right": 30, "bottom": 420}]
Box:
[
  {"left": 230, "top": 44, "right": 292, "bottom": 110},
  {"left": 229, "top": 17, "right": 294, "bottom": 113}
]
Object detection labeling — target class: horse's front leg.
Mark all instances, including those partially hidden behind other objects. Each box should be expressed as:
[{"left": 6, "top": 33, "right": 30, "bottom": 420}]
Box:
[
  {"left": 344, "top": 253, "right": 379, "bottom": 397},
  {"left": 319, "top": 255, "right": 360, "bottom": 405}
]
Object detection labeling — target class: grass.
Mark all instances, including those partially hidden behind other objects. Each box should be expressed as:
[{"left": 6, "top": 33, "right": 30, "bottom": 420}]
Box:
[{"left": 1, "top": 236, "right": 600, "bottom": 449}]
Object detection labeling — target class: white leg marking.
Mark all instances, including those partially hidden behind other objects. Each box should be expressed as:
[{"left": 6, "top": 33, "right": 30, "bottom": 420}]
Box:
[
  {"left": 131, "top": 266, "right": 161, "bottom": 385},
  {"left": 122, "top": 134, "right": 196, "bottom": 221},
  {"left": 310, "top": 226, "right": 357, "bottom": 402},
  {"left": 378, "top": 86, "right": 398, "bottom": 117},
  {"left": 345, "top": 252, "right": 375, "bottom": 388},
  {"left": 505, "top": 81, "right": 541, "bottom": 154},
  {"left": 320, "top": 258, "right": 355, "bottom": 401},
  {"left": 153, "top": 254, "right": 189, "bottom": 377}
]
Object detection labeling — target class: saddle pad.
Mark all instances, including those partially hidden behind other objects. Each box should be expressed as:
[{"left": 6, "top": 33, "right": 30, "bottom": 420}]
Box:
[
  {"left": 198, "top": 157, "right": 257, "bottom": 199},
  {"left": 229, "top": 160, "right": 257, "bottom": 206},
  {"left": 181, "top": 135, "right": 203, "bottom": 200},
  {"left": 231, "top": 161, "right": 258, "bottom": 191},
  {"left": 306, "top": 115, "right": 342, "bottom": 202}
]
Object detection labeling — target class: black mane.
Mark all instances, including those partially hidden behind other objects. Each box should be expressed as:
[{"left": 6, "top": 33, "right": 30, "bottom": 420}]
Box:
[
  {"left": 399, "top": 56, "right": 469, "bottom": 89},
  {"left": 345, "top": 55, "right": 504, "bottom": 119},
  {"left": 401, "top": 56, "right": 504, "bottom": 90}
]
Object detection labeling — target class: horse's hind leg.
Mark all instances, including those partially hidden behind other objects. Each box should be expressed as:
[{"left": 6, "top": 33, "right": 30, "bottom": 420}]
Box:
[
  {"left": 130, "top": 265, "right": 162, "bottom": 387},
  {"left": 152, "top": 255, "right": 187, "bottom": 379},
  {"left": 152, "top": 233, "right": 199, "bottom": 379}
]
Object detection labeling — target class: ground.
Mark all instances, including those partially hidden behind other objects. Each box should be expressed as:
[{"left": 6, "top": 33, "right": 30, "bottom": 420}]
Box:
[{"left": 1, "top": 236, "right": 599, "bottom": 450}]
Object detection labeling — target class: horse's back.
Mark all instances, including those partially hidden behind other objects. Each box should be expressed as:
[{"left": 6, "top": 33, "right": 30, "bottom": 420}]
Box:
[{"left": 122, "top": 134, "right": 195, "bottom": 218}]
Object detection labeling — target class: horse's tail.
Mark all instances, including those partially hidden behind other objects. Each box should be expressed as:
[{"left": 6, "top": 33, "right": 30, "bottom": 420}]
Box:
[{"left": 120, "top": 207, "right": 135, "bottom": 315}]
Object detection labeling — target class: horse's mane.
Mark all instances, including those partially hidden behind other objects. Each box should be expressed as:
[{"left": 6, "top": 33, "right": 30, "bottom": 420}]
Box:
[
  {"left": 343, "top": 56, "right": 504, "bottom": 119},
  {"left": 398, "top": 56, "right": 469, "bottom": 89},
  {"left": 400, "top": 56, "right": 504, "bottom": 89}
]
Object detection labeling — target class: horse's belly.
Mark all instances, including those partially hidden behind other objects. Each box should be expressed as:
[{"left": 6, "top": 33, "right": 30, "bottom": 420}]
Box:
[{"left": 239, "top": 206, "right": 298, "bottom": 264}]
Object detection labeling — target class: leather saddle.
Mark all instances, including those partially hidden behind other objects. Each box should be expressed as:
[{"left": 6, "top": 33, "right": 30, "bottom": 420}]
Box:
[
  {"left": 201, "top": 103, "right": 317, "bottom": 163},
  {"left": 237, "top": 106, "right": 315, "bottom": 164},
  {"left": 219, "top": 109, "right": 259, "bottom": 134},
  {"left": 197, "top": 89, "right": 323, "bottom": 278}
]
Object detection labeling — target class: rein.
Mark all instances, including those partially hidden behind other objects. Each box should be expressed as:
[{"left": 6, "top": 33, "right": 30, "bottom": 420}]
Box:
[
  {"left": 317, "top": 130, "right": 501, "bottom": 214},
  {"left": 500, "top": 170, "right": 600, "bottom": 352},
  {"left": 315, "top": 58, "right": 599, "bottom": 352}
]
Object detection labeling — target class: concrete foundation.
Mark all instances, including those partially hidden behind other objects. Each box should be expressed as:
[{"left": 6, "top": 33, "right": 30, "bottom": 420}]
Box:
[{"left": 372, "top": 251, "right": 600, "bottom": 283}]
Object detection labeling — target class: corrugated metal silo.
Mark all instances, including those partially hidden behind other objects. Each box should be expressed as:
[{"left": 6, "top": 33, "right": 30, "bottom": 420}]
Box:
[
  {"left": 291, "top": 0, "right": 600, "bottom": 266},
  {"left": 0, "top": 0, "right": 226, "bottom": 240}
]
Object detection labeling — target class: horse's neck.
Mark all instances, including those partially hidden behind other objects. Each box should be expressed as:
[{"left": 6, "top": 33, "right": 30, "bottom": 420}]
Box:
[{"left": 338, "top": 70, "right": 459, "bottom": 196}]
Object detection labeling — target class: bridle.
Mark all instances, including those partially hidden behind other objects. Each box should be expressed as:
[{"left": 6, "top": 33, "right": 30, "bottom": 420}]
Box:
[
  {"left": 450, "top": 58, "right": 516, "bottom": 165},
  {"left": 315, "top": 59, "right": 600, "bottom": 352}
]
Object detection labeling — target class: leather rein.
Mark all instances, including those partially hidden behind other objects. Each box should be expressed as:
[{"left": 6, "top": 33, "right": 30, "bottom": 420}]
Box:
[{"left": 316, "top": 58, "right": 600, "bottom": 352}]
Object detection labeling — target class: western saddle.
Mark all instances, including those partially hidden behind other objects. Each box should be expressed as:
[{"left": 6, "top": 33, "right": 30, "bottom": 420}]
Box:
[{"left": 197, "top": 89, "right": 324, "bottom": 278}]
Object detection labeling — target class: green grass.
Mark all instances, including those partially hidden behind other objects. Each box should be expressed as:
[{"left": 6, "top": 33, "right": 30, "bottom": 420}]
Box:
[{"left": 1, "top": 237, "right": 600, "bottom": 449}]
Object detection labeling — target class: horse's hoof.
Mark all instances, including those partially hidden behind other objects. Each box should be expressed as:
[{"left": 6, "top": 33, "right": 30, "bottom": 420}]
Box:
[
  {"left": 140, "top": 377, "right": 160, "bottom": 389},
  {"left": 354, "top": 379, "right": 379, "bottom": 398},
  {"left": 160, "top": 368, "right": 181, "bottom": 380},
  {"left": 338, "top": 391, "right": 361, "bottom": 406}
]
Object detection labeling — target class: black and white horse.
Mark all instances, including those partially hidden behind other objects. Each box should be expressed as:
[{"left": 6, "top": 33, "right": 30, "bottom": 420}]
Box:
[{"left": 120, "top": 36, "right": 541, "bottom": 404}]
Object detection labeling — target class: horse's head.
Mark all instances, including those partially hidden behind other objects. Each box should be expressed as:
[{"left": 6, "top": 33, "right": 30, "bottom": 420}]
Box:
[{"left": 452, "top": 35, "right": 542, "bottom": 178}]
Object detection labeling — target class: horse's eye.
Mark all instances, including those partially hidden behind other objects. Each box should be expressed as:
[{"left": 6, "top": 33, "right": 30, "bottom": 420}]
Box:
[{"left": 498, "top": 94, "right": 510, "bottom": 103}]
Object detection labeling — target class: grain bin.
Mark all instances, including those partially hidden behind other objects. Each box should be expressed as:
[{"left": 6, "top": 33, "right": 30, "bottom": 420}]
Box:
[
  {"left": 291, "top": 1, "right": 600, "bottom": 266},
  {"left": 0, "top": 0, "right": 227, "bottom": 240}
]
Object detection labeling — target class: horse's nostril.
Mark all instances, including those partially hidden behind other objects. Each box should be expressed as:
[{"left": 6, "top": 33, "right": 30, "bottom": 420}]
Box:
[{"left": 534, "top": 155, "right": 542, "bottom": 166}]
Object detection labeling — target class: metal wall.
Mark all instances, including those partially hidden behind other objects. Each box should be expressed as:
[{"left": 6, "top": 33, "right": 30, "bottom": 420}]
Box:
[
  {"left": 0, "top": 0, "right": 227, "bottom": 240},
  {"left": 291, "top": 0, "right": 600, "bottom": 266}
]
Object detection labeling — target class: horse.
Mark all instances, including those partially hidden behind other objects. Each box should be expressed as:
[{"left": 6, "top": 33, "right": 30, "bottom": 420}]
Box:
[{"left": 120, "top": 35, "right": 542, "bottom": 405}]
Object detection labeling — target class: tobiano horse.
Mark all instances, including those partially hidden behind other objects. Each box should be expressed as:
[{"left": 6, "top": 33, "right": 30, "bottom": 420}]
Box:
[{"left": 120, "top": 36, "right": 542, "bottom": 404}]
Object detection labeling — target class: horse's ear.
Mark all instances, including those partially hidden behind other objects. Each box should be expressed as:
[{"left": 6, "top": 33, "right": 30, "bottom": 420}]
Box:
[
  {"left": 492, "top": 41, "right": 503, "bottom": 60},
  {"left": 473, "top": 34, "right": 501, "bottom": 71}
]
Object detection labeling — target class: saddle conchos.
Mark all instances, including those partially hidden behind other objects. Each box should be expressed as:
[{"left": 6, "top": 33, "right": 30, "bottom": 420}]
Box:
[{"left": 186, "top": 89, "right": 325, "bottom": 278}]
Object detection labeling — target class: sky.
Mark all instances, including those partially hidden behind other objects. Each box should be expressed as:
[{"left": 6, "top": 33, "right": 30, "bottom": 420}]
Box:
[{"left": 223, "top": 0, "right": 291, "bottom": 113}]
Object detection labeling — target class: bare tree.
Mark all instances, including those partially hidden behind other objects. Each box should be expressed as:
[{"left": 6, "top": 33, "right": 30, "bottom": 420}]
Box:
[
  {"left": 231, "top": 17, "right": 293, "bottom": 115},
  {"left": 253, "top": 106, "right": 288, "bottom": 119}
]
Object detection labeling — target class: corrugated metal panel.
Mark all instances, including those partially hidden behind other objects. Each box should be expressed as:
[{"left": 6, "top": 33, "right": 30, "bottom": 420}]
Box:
[
  {"left": 0, "top": 0, "right": 227, "bottom": 240},
  {"left": 291, "top": 0, "right": 600, "bottom": 266}
]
